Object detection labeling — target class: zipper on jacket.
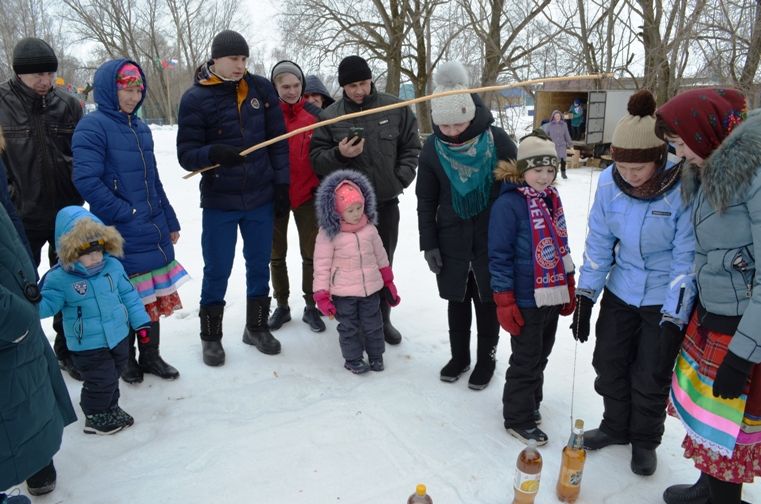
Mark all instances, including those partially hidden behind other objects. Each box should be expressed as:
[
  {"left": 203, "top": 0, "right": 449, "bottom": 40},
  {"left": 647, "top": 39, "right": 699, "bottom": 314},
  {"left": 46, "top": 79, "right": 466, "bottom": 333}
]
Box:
[
  {"left": 106, "top": 272, "right": 114, "bottom": 291},
  {"left": 354, "top": 233, "right": 368, "bottom": 297},
  {"left": 675, "top": 284, "right": 686, "bottom": 315},
  {"left": 75, "top": 306, "right": 83, "bottom": 344}
]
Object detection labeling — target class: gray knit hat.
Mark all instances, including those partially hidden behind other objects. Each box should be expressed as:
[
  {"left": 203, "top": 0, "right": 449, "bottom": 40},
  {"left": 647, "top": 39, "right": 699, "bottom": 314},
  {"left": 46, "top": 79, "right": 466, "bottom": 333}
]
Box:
[
  {"left": 270, "top": 60, "right": 303, "bottom": 85},
  {"left": 13, "top": 37, "right": 58, "bottom": 74},
  {"left": 430, "top": 61, "right": 476, "bottom": 126},
  {"left": 211, "top": 30, "right": 249, "bottom": 59}
]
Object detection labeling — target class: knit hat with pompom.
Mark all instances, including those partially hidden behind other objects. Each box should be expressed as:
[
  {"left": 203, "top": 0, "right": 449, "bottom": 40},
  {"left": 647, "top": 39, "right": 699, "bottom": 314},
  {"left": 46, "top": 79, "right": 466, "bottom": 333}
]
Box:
[
  {"left": 610, "top": 90, "right": 666, "bottom": 163},
  {"left": 430, "top": 61, "right": 476, "bottom": 126}
]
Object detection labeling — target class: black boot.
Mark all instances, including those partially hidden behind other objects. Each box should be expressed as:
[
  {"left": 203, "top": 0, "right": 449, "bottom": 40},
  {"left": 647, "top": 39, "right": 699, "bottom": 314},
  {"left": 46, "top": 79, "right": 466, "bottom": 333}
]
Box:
[
  {"left": 380, "top": 302, "right": 402, "bottom": 345},
  {"left": 663, "top": 472, "right": 709, "bottom": 504},
  {"left": 583, "top": 428, "right": 629, "bottom": 450},
  {"left": 26, "top": 460, "right": 56, "bottom": 496},
  {"left": 440, "top": 330, "right": 471, "bottom": 382},
  {"left": 268, "top": 305, "right": 291, "bottom": 330},
  {"left": 200, "top": 304, "right": 225, "bottom": 366},
  {"left": 468, "top": 335, "right": 497, "bottom": 390},
  {"left": 302, "top": 305, "right": 326, "bottom": 332},
  {"left": 121, "top": 331, "right": 144, "bottom": 383},
  {"left": 561, "top": 159, "right": 568, "bottom": 179},
  {"left": 630, "top": 444, "right": 657, "bottom": 476},
  {"left": 242, "top": 296, "right": 281, "bottom": 355},
  {"left": 138, "top": 321, "right": 179, "bottom": 379},
  {"left": 707, "top": 474, "right": 743, "bottom": 504}
]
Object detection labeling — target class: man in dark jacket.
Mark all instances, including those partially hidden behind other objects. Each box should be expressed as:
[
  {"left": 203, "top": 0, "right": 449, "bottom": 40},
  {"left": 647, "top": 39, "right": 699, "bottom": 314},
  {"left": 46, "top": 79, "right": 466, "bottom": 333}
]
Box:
[
  {"left": 0, "top": 37, "right": 83, "bottom": 379},
  {"left": 177, "top": 30, "right": 289, "bottom": 366},
  {"left": 310, "top": 55, "right": 420, "bottom": 345}
]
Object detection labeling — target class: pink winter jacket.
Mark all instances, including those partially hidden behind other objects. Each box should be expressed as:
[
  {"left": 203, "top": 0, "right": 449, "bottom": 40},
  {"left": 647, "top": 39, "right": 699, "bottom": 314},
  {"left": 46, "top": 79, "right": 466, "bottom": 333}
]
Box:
[{"left": 313, "top": 223, "right": 390, "bottom": 297}]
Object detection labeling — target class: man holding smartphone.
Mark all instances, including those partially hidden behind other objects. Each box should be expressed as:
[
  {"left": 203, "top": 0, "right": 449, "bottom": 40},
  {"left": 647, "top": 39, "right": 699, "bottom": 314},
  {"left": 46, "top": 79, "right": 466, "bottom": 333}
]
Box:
[{"left": 310, "top": 55, "right": 421, "bottom": 345}]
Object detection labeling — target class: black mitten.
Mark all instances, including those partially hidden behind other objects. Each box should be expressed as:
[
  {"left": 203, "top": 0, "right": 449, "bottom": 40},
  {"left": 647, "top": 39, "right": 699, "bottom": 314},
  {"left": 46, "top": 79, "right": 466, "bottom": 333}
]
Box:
[{"left": 713, "top": 351, "right": 753, "bottom": 399}]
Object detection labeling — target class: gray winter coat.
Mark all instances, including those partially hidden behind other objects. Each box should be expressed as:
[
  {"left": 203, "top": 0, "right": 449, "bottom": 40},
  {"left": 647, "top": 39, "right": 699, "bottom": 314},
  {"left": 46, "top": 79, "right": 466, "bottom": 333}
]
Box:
[
  {"left": 309, "top": 84, "right": 421, "bottom": 203},
  {"left": 682, "top": 109, "right": 761, "bottom": 363}
]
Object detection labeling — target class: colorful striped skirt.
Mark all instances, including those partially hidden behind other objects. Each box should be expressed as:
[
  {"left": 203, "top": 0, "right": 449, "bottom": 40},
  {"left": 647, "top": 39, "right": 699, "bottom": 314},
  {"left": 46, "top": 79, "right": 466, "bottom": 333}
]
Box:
[
  {"left": 129, "top": 260, "right": 190, "bottom": 322},
  {"left": 668, "top": 310, "right": 761, "bottom": 483}
]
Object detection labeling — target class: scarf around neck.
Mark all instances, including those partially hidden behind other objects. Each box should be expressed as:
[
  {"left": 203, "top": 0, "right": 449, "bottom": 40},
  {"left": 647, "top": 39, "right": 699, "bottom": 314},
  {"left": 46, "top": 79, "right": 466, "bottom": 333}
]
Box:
[
  {"left": 434, "top": 129, "right": 496, "bottom": 219},
  {"left": 612, "top": 161, "right": 682, "bottom": 201},
  {"left": 516, "top": 185, "right": 574, "bottom": 306}
]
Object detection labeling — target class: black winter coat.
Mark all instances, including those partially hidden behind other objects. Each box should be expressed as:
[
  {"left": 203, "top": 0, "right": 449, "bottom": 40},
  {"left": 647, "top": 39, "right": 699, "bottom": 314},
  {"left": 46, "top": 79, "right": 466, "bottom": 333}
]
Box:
[
  {"left": 416, "top": 98, "right": 517, "bottom": 302},
  {"left": 0, "top": 78, "right": 83, "bottom": 231}
]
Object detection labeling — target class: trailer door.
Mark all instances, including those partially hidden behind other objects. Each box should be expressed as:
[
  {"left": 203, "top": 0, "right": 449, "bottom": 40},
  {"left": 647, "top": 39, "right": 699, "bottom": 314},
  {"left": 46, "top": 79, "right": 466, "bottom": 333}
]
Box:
[{"left": 586, "top": 91, "right": 606, "bottom": 144}]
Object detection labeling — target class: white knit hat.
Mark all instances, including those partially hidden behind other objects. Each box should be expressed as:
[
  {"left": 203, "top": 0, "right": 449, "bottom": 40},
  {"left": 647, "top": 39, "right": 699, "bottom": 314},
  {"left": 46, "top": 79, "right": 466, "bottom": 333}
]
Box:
[
  {"left": 430, "top": 61, "right": 476, "bottom": 125},
  {"left": 517, "top": 129, "right": 559, "bottom": 173}
]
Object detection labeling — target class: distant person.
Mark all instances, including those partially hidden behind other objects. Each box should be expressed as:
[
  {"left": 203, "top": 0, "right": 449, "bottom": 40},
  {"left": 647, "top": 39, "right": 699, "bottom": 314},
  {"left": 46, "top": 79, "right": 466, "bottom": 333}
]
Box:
[
  {"left": 177, "top": 30, "right": 289, "bottom": 366},
  {"left": 313, "top": 170, "right": 400, "bottom": 374},
  {"left": 0, "top": 37, "right": 84, "bottom": 380},
  {"left": 568, "top": 98, "right": 585, "bottom": 140},
  {"left": 310, "top": 55, "right": 420, "bottom": 345},
  {"left": 416, "top": 61, "right": 516, "bottom": 390},
  {"left": 303, "top": 75, "right": 334, "bottom": 109},
  {"left": 542, "top": 110, "right": 573, "bottom": 179},
  {"left": 73, "top": 59, "right": 187, "bottom": 383},
  {"left": 266, "top": 60, "right": 325, "bottom": 332}
]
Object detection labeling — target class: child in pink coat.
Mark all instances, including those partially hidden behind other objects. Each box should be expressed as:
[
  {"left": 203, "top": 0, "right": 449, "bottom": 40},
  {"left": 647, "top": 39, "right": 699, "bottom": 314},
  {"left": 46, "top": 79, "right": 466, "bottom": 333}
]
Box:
[{"left": 313, "top": 170, "right": 401, "bottom": 374}]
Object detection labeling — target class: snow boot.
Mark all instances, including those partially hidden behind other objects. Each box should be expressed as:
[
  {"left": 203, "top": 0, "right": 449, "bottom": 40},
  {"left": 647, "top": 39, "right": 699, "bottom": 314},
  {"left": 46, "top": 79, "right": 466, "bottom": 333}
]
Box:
[
  {"left": 344, "top": 359, "right": 370, "bottom": 374},
  {"left": 506, "top": 425, "right": 548, "bottom": 446},
  {"left": 369, "top": 356, "right": 385, "bottom": 372},
  {"left": 663, "top": 473, "right": 709, "bottom": 504},
  {"left": 631, "top": 444, "right": 657, "bottom": 476},
  {"left": 583, "top": 428, "right": 629, "bottom": 450},
  {"left": 83, "top": 410, "right": 130, "bottom": 435},
  {"left": 0, "top": 492, "right": 31, "bottom": 504},
  {"left": 468, "top": 335, "right": 498, "bottom": 390},
  {"left": 381, "top": 301, "right": 402, "bottom": 345},
  {"left": 200, "top": 304, "right": 225, "bottom": 366},
  {"left": 440, "top": 330, "right": 471, "bottom": 382},
  {"left": 25, "top": 461, "right": 56, "bottom": 496},
  {"left": 302, "top": 305, "right": 326, "bottom": 332},
  {"left": 138, "top": 321, "right": 180, "bottom": 379},
  {"left": 268, "top": 305, "right": 291, "bottom": 330},
  {"left": 242, "top": 296, "right": 281, "bottom": 355},
  {"left": 120, "top": 331, "right": 143, "bottom": 383}
]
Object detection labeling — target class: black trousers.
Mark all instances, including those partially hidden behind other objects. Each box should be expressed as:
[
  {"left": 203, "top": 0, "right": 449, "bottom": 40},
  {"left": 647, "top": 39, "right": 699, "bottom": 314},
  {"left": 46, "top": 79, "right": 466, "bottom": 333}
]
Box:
[
  {"left": 503, "top": 305, "right": 559, "bottom": 428},
  {"left": 592, "top": 289, "right": 678, "bottom": 448},
  {"left": 448, "top": 271, "right": 499, "bottom": 353},
  {"left": 375, "top": 198, "right": 400, "bottom": 265},
  {"left": 70, "top": 338, "right": 129, "bottom": 415}
]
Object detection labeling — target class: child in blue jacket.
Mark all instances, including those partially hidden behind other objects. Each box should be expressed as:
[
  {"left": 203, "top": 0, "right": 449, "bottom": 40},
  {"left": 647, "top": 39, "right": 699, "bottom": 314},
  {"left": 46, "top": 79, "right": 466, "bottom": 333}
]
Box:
[{"left": 39, "top": 206, "right": 150, "bottom": 435}]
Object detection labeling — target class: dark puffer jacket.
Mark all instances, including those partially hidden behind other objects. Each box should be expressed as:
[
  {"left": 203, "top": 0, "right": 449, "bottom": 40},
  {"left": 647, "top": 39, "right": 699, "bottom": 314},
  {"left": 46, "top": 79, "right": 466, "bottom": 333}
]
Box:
[
  {"left": 416, "top": 96, "right": 516, "bottom": 302},
  {"left": 0, "top": 203, "right": 76, "bottom": 489},
  {"left": 0, "top": 76, "right": 83, "bottom": 231},
  {"left": 72, "top": 58, "right": 179, "bottom": 275},
  {"left": 176, "top": 63, "right": 289, "bottom": 211}
]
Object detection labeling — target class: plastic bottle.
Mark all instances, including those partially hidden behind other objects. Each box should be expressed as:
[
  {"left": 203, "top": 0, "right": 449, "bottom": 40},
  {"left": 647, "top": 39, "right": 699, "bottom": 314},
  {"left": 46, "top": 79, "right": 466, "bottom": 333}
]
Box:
[
  {"left": 512, "top": 438, "right": 543, "bottom": 504},
  {"left": 407, "top": 483, "right": 433, "bottom": 504},
  {"left": 556, "top": 419, "right": 587, "bottom": 503}
]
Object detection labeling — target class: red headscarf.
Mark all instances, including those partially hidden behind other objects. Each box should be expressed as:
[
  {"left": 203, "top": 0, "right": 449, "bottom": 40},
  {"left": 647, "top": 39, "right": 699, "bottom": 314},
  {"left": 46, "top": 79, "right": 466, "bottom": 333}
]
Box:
[{"left": 656, "top": 88, "right": 746, "bottom": 160}]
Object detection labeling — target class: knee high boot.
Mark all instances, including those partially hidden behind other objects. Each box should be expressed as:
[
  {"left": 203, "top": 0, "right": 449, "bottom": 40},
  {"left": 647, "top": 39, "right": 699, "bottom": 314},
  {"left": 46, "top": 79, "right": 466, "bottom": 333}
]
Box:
[
  {"left": 139, "top": 321, "right": 180, "bottom": 379},
  {"left": 381, "top": 301, "right": 402, "bottom": 345},
  {"left": 242, "top": 296, "right": 281, "bottom": 355},
  {"left": 469, "top": 303, "right": 499, "bottom": 390},
  {"left": 440, "top": 330, "right": 471, "bottom": 382},
  {"left": 200, "top": 304, "right": 225, "bottom": 366},
  {"left": 121, "top": 331, "right": 144, "bottom": 383}
]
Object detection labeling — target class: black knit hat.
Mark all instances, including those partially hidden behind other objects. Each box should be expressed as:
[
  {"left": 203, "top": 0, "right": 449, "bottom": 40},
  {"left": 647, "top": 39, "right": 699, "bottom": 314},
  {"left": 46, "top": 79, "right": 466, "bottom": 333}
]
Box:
[
  {"left": 337, "top": 55, "right": 372, "bottom": 87},
  {"left": 13, "top": 37, "right": 58, "bottom": 75},
  {"left": 211, "top": 30, "right": 249, "bottom": 59}
]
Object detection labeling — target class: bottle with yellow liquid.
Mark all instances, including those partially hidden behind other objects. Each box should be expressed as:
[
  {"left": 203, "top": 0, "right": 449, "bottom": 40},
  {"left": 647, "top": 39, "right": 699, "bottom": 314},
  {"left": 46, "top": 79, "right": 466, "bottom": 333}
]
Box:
[
  {"left": 512, "top": 438, "right": 542, "bottom": 504},
  {"left": 556, "top": 419, "right": 586, "bottom": 503},
  {"left": 407, "top": 483, "right": 433, "bottom": 504}
]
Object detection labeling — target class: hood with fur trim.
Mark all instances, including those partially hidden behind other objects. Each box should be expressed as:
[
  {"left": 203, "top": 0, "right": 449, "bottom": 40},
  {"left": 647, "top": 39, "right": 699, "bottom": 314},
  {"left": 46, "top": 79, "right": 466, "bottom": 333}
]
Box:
[
  {"left": 55, "top": 206, "right": 124, "bottom": 268},
  {"left": 681, "top": 109, "right": 761, "bottom": 211},
  {"left": 315, "top": 169, "right": 378, "bottom": 239}
]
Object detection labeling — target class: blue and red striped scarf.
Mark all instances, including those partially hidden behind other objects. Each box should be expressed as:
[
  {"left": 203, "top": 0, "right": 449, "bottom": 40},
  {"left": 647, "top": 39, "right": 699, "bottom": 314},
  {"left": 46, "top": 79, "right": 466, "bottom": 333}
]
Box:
[{"left": 516, "top": 185, "right": 574, "bottom": 306}]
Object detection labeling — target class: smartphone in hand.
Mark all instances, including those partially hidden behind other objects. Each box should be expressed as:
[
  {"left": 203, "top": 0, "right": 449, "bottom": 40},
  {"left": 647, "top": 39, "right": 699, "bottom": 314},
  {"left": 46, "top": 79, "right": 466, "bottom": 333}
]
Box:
[{"left": 347, "top": 126, "right": 364, "bottom": 145}]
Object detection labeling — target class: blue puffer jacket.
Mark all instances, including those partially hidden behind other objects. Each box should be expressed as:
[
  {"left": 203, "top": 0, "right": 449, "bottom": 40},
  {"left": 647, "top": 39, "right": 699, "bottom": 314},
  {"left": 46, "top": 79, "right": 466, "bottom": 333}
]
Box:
[
  {"left": 72, "top": 58, "right": 179, "bottom": 275},
  {"left": 578, "top": 164, "right": 696, "bottom": 325},
  {"left": 38, "top": 207, "right": 150, "bottom": 351},
  {"left": 176, "top": 63, "right": 289, "bottom": 210}
]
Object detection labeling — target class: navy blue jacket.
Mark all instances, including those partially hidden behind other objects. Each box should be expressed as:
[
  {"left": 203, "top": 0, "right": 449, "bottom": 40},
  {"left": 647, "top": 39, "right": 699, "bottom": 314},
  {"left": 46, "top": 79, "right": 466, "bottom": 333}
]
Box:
[
  {"left": 72, "top": 59, "right": 179, "bottom": 275},
  {"left": 176, "top": 64, "right": 289, "bottom": 210}
]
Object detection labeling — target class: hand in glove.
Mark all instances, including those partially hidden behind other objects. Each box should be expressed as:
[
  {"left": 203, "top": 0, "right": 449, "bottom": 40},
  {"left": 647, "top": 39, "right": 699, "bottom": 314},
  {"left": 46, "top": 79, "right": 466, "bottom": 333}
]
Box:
[
  {"left": 313, "top": 290, "right": 336, "bottom": 318},
  {"left": 135, "top": 326, "right": 151, "bottom": 345},
  {"left": 274, "top": 184, "right": 290, "bottom": 218},
  {"left": 570, "top": 295, "right": 594, "bottom": 342},
  {"left": 559, "top": 274, "right": 576, "bottom": 316},
  {"left": 379, "top": 266, "right": 400, "bottom": 306},
  {"left": 493, "top": 291, "right": 524, "bottom": 336},
  {"left": 208, "top": 144, "right": 244, "bottom": 167},
  {"left": 713, "top": 351, "right": 753, "bottom": 399},
  {"left": 423, "top": 249, "right": 443, "bottom": 275}
]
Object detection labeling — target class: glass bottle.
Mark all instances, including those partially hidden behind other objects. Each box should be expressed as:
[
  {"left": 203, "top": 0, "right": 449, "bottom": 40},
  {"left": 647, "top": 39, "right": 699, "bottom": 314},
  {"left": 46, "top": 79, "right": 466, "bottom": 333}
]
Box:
[
  {"left": 556, "top": 419, "right": 587, "bottom": 503},
  {"left": 407, "top": 483, "right": 433, "bottom": 504},
  {"left": 512, "top": 438, "right": 543, "bottom": 504}
]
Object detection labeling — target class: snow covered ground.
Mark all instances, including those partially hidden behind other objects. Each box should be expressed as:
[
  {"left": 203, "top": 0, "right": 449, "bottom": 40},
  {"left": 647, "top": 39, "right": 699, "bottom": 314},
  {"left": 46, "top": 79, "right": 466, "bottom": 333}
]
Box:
[{"left": 14, "top": 125, "right": 759, "bottom": 503}]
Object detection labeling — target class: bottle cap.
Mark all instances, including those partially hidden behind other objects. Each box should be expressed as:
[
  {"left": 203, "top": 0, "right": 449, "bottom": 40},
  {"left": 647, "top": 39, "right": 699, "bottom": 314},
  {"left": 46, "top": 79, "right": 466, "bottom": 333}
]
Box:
[
  {"left": 416, "top": 484, "right": 427, "bottom": 496},
  {"left": 526, "top": 439, "right": 538, "bottom": 448},
  {"left": 574, "top": 419, "right": 584, "bottom": 429}
]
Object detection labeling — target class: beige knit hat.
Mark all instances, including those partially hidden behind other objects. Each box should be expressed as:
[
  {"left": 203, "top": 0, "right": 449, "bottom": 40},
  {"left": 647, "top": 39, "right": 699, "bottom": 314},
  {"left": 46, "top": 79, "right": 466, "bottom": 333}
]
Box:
[
  {"left": 611, "top": 90, "right": 666, "bottom": 163},
  {"left": 430, "top": 61, "right": 476, "bottom": 125},
  {"left": 517, "top": 129, "right": 559, "bottom": 173}
]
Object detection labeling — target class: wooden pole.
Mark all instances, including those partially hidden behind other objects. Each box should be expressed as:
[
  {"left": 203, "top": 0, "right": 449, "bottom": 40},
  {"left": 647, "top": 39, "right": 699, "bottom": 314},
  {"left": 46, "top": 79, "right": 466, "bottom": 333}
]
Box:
[{"left": 183, "top": 73, "right": 612, "bottom": 179}]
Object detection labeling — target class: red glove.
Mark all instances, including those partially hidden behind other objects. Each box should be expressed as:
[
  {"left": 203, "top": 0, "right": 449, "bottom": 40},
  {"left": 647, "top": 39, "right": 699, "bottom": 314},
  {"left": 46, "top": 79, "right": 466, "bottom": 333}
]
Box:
[
  {"left": 379, "top": 266, "right": 401, "bottom": 307},
  {"left": 559, "top": 274, "right": 576, "bottom": 316},
  {"left": 136, "top": 326, "right": 151, "bottom": 344},
  {"left": 493, "top": 291, "right": 524, "bottom": 336},
  {"left": 313, "top": 290, "right": 337, "bottom": 318}
]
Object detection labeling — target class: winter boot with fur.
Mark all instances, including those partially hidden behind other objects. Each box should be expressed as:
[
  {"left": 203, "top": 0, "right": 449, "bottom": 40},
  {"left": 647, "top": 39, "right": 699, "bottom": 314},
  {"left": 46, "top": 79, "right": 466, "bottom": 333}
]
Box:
[
  {"left": 468, "top": 335, "right": 498, "bottom": 390},
  {"left": 200, "top": 304, "right": 225, "bottom": 366},
  {"left": 242, "top": 296, "right": 282, "bottom": 355},
  {"left": 138, "top": 321, "right": 179, "bottom": 379},
  {"left": 121, "top": 331, "right": 143, "bottom": 383},
  {"left": 381, "top": 301, "right": 402, "bottom": 345},
  {"left": 440, "top": 330, "right": 471, "bottom": 382}
]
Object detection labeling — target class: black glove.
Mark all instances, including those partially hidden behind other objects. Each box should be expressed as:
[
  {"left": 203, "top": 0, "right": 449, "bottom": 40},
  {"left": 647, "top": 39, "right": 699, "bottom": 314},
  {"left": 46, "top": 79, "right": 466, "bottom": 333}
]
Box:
[
  {"left": 208, "top": 144, "right": 244, "bottom": 167},
  {"left": 423, "top": 249, "right": 443, "bottom": 274},
  {"left": 274, "top": 184, "right": 290, "bottom": 218},
  {"left": 713, "top": 351, "right": 754, "bottom": 399},
  {"left": 569, "top": 295, "right": 594, "bottom": 343}
]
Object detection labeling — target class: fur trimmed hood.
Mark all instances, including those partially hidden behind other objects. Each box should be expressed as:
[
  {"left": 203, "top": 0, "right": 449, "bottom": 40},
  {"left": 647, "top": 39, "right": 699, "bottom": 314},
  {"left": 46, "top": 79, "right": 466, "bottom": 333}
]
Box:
[
  {"left": 55, "top": 206, "right": 124, "bottom": 268},
  {"left": 682, "top": 109, "right": 761, "bottom": 211},
  {"left": 315, "top": 169, "right": 378, "bottom": 239}
]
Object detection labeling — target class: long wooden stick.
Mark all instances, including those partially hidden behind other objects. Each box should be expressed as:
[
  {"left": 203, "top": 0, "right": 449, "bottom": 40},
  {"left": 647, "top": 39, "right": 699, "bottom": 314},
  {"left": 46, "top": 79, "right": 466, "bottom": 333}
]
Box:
[{"left": 182, "top": 73, "right": 612, "bottom": 179}]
